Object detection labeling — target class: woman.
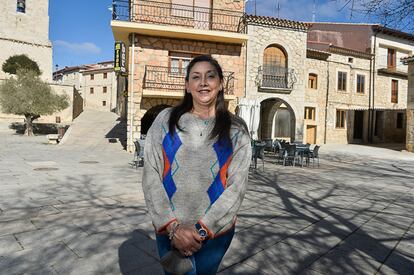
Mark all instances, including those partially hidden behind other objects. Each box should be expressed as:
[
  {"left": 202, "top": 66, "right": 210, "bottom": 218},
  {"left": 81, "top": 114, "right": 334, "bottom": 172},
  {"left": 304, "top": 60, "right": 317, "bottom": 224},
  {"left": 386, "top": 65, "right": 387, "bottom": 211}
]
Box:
[{"left": 142, "top": 55, "right": 251, "bottom": 275}]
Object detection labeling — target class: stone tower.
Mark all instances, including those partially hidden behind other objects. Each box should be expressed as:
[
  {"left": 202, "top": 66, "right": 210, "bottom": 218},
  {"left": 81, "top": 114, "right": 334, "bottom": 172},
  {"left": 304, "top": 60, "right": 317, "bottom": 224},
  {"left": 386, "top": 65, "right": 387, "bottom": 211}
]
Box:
[{"left": 0, "top": 0, "right": 53, "bottom": 81}]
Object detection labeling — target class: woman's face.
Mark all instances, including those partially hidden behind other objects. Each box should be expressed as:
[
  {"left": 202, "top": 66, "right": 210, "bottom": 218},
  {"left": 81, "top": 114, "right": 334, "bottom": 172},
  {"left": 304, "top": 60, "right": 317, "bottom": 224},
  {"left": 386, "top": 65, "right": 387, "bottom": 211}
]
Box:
[{"left": 186, "top": 61, "right": 223, "bottom": 108}]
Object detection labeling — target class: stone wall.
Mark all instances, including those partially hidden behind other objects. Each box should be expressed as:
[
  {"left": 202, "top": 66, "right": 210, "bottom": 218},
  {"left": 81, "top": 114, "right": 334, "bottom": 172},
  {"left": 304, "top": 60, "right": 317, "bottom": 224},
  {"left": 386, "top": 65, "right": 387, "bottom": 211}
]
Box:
[
  {"left": 125, "top": 34, "right": 245, "bottom": 151},
  {"left": 406, "top": 62, "right": 414, "bottom": 152}
]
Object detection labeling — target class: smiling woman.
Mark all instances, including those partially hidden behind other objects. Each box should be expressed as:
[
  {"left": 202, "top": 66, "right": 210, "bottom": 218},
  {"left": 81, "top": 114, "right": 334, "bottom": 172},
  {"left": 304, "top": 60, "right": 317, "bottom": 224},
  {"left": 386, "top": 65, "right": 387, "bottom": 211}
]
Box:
[{"left": 142, "top": 55, "right": 251, "bottom": 274}]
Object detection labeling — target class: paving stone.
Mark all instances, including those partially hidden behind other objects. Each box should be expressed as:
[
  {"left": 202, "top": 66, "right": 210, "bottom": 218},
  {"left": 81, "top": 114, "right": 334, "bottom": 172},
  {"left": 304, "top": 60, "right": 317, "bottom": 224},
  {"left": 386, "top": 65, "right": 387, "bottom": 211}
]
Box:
[
  {"left": 378, "top": 250, "right": 414, "bottom": 275},
  {"left": 0, "top": 205, "right": 61, "bottom": 222},
  {"left": 15, "top": 226, "right": 88, "bottom": 249},
  {"left": 0, "top": 220, "right": 36, "bottom": 236},
  {"left": 242, "top": 241, "right": 324, "bottom": 274},
  {"left": 218, "top": 262, "right": 269, "bottom": 274},
  {"left": 0, "top": 235, "right": 22, "bottom": 254},
  {"left": 308, "top": 249, "right": 382, "bottom": 275}
]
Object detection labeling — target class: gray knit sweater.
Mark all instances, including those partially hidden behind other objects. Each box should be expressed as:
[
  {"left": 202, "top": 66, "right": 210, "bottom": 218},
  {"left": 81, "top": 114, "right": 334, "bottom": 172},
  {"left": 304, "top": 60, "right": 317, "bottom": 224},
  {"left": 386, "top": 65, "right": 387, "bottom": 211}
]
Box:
[{"left": 142, "top": 108, "right": 251, "bottom": 237}]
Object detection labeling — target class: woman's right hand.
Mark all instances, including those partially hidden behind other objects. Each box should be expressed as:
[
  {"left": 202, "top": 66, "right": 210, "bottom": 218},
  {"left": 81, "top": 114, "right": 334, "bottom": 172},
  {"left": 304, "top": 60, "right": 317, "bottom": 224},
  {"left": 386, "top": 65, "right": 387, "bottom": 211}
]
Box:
[{"left": 171, "top": 224, "right": 204, "bottom": 256}]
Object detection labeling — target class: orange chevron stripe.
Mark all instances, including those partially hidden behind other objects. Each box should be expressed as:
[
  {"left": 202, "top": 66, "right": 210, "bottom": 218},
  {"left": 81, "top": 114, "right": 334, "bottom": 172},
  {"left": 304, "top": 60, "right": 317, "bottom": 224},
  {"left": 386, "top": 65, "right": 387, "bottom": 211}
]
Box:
[
  {"left": 162, "top": 148, "right": 170, "bottom": 178},
  {"left": 220, "top": 155, "right": 232, "bottom": 189}
]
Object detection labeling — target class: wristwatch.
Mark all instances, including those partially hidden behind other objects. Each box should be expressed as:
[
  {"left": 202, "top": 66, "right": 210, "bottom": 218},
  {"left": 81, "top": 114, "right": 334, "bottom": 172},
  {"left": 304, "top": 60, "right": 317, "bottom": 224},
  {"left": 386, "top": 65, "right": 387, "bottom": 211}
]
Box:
[{"left": 195, "top": 222, "right": 208, "bottom": 238}]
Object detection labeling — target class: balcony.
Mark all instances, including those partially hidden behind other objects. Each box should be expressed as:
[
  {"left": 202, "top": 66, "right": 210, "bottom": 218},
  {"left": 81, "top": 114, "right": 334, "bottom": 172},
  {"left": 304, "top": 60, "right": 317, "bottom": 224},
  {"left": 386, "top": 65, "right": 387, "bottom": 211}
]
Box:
[
  {"left": 111, "top": 0, "right": 248, "bottom": 44},
  {"left": 256, "top": 66, "right": 296, "bottom": 93},
  {"left": 143, "top": 65, "right": 235, "bottom": 99}
]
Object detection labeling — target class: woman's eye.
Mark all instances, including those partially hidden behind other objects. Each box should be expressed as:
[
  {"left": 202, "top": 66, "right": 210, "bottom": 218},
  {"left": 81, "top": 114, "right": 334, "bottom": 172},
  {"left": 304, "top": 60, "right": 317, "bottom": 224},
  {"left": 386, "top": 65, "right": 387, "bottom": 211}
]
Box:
[
  {"left": 208, "top": 74, "right": 216, "bottom": 78},
  {"left": 192, "top": 76, "right": 199, "bottom": 80}
]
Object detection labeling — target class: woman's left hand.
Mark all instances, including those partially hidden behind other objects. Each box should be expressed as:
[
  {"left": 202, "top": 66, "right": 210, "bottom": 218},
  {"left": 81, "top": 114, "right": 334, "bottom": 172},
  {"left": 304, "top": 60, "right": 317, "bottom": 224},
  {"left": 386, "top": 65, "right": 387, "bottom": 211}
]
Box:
[{"left": 171, "top": 224, "right": 204, "bottom": 256}]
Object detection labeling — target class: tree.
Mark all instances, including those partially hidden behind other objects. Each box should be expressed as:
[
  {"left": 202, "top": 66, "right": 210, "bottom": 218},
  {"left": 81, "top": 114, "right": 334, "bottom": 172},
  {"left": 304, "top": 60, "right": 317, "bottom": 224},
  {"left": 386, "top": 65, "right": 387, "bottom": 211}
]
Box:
[
  {"left": 0, "top": 70, "right": 69, "bottom": 136},
  {"left": 342, "top": 0, "right": 414, "bottom": 32},
  {"left": 2, "top": 54, "right": 41, "bottom": 76}
]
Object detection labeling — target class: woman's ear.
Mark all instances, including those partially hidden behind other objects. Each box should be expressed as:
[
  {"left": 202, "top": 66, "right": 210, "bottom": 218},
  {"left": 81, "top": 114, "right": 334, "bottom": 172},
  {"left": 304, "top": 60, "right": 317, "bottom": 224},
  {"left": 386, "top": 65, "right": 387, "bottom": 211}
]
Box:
[{"left": 185, "top": 82, "right": 190, "bottom": 93}]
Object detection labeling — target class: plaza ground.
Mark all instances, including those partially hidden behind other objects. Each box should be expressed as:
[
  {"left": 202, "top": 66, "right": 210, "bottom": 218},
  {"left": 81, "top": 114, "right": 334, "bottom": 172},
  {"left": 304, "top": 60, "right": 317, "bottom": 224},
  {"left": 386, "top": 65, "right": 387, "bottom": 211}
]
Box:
[{"left": 0, "top": 115, "right": 413, "bottom": 274}]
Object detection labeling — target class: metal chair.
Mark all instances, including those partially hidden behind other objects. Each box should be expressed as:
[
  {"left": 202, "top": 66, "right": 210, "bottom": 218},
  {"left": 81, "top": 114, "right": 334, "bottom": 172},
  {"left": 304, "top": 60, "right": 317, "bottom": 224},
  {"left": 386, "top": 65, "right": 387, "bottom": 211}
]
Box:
[
  {"left": 308, "top": 145, "right": 320, "bottom": 167},
  {"left": 283, "top": 144, "right": 300, "bottom": 166},
  {"left": 131, "top": 139, "right": 145, "bottom": 168},
  {"left": 251, "top": 143, "right": 265, "bottom": 171}
]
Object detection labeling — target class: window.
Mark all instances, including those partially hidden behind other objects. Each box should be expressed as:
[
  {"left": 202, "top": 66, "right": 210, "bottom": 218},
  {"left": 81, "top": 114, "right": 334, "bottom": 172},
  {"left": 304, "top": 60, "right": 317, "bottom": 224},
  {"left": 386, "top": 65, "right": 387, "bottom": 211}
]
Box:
[
  {"left": 90, "top": 87, "right": 94, "bottom": 94},
  {"left": 17, "top": 0, "right": 25, "bottom": 13},
  {"left": 348, "top": 57, "right": 354, "bottom": 63},
  {"left": 304, "top": 107, "right": 316, "bottom": 121},
  {"left": 169, "top": 52, "right": 193, "bottom": 74},
  {"left": 103, "top": 72, "right": 108, "bottom": 79},
  {"left": 308, "top": 74, "right": 317, "bottom": 89},
  {"left": 356, "top": 74, "right": 365, "bottom": 94},
  {"left": 396, "top": 113, "right": 403, "bottom": 129},
  {"left": 262, "top": 45, "right": 288, "bottom": 88},
  {"left": 103, "top": 86, "right": 107, "bottom": 93},
  {"left": 102, "top": 101, "right": 106, "bottom": 106},
  {"left": 90, "top": 74, "right": 94, "bottom": 80},
  {"left": 337, "top": 71, "right": 347, "bottom": 91},
  {"left": 336, "top": 110, "right": 346, "bottom": 128},
  {"left": 391, "top": 80, "right": 398, "bottom": 103},
  {"left": 387, "top": 48, "right": 396, "bottom": 70}
]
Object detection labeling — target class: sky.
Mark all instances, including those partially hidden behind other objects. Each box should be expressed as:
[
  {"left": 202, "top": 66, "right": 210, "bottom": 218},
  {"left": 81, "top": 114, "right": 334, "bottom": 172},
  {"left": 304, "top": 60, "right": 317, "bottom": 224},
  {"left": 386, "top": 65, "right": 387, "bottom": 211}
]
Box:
[{"left": 49, "top": 0, "right": 385, "bottom": 69}]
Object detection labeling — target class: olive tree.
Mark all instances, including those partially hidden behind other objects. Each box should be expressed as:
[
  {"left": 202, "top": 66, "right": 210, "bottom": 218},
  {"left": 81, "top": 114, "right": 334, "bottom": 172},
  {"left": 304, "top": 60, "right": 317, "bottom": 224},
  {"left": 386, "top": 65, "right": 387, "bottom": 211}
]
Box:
[
  {"left": 0, "top": 70, "right": 69, "bottom": 136},
  {"left": 2, "top": 54, "right": 41, "bottom": 76}
]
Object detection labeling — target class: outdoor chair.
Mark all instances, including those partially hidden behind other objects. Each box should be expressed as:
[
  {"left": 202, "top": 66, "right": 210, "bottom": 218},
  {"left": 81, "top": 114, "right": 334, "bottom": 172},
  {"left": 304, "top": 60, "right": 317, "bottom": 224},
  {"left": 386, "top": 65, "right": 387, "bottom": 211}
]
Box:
[
  {"left": 263, "top": 138, "right": 274, "bottom": 153},
  {"left": 131, "top": 139, "right": 145, "bottom": 168},
  {"left": 251, "top": 143, "right": 265, "bottom": 171},
  {"left": 308, "top": 145, "right": 320, "bottom": 167},
  {"left": 283, "top": 144, "right": 300, "bottom": 166}
]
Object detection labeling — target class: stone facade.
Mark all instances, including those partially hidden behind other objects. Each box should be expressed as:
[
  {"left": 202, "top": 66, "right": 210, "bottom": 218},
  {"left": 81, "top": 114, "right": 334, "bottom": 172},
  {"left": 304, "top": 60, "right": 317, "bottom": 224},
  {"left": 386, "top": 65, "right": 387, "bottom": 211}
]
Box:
[
  {"left": 0, "top": 0, "right": 52, "bottom": 81},
  {"left": 404, "top": 58, "right": 414, "bottom": 152},
  {"left": 245, "top": 22, "right": 308, "bottom": 142},
  {"left": 126, "top": 34, "right": 245, "bottom": 150}
]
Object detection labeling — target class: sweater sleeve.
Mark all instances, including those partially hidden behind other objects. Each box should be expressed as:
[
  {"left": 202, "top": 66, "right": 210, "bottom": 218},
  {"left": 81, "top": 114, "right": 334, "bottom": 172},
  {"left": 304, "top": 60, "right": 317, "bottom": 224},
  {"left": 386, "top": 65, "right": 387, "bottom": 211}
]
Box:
[
  {"left": 199, "top": 129, "right": 251, "bottom": 237},
  {"left": 142, "top": 110, "right": 177, "bottom": 233}
]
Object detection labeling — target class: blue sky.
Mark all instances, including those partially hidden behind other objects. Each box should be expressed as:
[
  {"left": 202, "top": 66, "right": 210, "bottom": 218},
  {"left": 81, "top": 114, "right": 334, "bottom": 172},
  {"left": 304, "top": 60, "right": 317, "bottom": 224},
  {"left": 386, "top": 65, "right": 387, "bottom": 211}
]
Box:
[{"left": 49, "top": 0, "right": 381, "bottom": 69}]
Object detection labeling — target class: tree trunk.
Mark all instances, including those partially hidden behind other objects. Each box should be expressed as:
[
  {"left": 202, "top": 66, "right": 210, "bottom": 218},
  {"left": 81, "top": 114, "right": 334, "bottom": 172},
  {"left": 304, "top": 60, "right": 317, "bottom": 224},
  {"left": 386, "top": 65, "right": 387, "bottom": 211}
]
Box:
[{"left": 24, "top": 114, "right": 40, "bottom": 136}]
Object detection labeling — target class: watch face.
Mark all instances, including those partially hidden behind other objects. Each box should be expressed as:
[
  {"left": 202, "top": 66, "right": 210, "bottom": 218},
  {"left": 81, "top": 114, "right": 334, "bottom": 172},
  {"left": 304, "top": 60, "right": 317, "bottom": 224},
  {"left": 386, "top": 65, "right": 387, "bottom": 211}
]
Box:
[{"left": 199, "top": 229, "right": 208, "bottom": 238}]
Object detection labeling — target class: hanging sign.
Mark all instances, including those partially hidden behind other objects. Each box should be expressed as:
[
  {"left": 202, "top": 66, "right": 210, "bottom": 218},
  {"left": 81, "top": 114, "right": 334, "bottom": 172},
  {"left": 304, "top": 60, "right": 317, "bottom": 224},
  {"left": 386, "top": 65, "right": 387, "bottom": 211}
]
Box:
[{"left": 114, "top": 41, "right": 126, "bottom": 74}]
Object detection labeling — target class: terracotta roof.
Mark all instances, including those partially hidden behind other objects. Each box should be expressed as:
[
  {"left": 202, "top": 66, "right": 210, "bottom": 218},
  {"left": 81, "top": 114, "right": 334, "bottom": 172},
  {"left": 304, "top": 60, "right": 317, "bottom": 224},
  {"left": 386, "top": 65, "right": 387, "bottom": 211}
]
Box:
[
  {"left": 401, "top": 55, "right": 414, "bottom": 64},
  {"left": 328, "top": 45, "right": 373, "bottom": 59},
  {"left": 373, "top": 25, "right": 414, "bottom": 42},
  {"left": 307, "top": 48, "right": 331, "bottom": 60},
  {"left": 244, "top": 14, "right": 309, "bottom": 31}
]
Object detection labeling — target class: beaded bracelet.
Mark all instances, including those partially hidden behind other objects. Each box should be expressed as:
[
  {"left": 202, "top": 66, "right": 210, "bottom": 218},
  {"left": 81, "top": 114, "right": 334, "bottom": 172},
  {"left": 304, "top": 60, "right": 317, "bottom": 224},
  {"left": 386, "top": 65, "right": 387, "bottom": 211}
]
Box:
[{"left": 168, "top": 222, "right": 180, "bottom": 241}]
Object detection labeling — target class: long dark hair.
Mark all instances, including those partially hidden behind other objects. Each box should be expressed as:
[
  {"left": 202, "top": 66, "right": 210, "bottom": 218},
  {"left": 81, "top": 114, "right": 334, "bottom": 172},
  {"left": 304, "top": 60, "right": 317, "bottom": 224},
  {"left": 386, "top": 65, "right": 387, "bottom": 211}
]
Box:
[{"left": 168, "top": 55, "right": 247, "bottom": 145}]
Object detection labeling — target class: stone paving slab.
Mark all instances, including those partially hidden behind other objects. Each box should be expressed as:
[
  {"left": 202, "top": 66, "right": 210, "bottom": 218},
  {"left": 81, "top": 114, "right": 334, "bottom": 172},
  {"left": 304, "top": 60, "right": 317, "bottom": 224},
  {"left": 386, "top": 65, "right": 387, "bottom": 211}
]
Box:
[{"left": 1, "top": 122, "right": 414, "bottom": 274}]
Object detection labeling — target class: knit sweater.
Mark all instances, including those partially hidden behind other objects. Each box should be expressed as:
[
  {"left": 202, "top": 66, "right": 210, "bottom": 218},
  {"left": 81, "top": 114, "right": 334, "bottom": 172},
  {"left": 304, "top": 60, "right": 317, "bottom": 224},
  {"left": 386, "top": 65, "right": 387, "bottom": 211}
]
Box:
[{"left": 142, "top": 108, "right": 251, "bottom": 237}]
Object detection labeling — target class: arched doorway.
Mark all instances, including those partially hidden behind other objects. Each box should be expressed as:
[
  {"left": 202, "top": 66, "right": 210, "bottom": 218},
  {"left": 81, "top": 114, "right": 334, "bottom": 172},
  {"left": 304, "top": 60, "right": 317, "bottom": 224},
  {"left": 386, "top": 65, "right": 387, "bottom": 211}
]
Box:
[
  {"left": 141, "top": 104, "right": 171, "bottom": 135},
  {"left": 260, "top": 98, "right": 296, "bottom": 142}
]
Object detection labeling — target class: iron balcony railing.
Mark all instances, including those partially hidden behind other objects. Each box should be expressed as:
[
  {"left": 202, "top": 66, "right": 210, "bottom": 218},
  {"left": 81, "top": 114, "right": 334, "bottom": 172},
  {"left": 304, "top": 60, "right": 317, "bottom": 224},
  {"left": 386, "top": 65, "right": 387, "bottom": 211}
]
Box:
[
  {"left": 257, "top": 66, "right": 296, "bottom": 90},
  {"left": 112, "top": 0, "right": 246, "bottom": 33},
  {"left": 144, "top": 65, "right": 235, "bottom": 95}
]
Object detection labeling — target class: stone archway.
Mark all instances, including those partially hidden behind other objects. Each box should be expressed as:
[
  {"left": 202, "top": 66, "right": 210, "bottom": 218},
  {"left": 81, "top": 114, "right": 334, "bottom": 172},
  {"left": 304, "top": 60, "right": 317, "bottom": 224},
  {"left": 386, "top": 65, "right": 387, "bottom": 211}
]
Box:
[
  {"left": 140, "top": 104, "right": 171, "bottom": 135},
  {"left": 259, "top": 98, "right": 296, "bottom": 142}
]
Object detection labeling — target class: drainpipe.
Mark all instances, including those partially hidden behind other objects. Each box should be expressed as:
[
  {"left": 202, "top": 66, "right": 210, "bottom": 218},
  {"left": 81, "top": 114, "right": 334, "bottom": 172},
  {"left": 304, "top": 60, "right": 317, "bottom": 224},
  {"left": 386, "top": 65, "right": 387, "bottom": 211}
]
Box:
[
  {"left": 370, "top": 32, "right": 377, "bottom": 143},
  {"left": 129, "top": 33, "right": 136, "bottom": 152},
  {"left": 323, "top": 60, "right": 330, "bottom": 144},
  {"left": 368, "top": 53, "right": 373, "bottom": 143}
]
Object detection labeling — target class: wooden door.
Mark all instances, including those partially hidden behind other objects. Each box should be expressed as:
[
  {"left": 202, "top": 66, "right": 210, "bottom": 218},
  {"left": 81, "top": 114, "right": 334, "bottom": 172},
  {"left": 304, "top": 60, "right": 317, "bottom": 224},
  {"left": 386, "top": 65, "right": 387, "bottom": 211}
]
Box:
[{"left": 306, "top": 125, "right": 316, "bottom": 144}]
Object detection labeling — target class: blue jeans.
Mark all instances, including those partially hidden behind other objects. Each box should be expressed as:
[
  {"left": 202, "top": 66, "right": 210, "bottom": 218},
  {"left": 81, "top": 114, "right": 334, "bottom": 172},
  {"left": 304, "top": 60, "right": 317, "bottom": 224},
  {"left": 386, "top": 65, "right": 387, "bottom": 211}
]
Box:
[{"left": 156, "top": 227, "right": 235, "bottom": 275}]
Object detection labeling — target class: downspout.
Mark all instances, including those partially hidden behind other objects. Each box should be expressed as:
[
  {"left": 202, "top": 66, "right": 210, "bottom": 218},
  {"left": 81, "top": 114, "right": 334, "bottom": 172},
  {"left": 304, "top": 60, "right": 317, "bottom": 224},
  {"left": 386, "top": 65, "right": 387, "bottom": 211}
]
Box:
[
  {"left": 244, "top": 20, "right": 248, "bottom": 99},
  {"left": 368, "top": 53, "right": 373, "bottom": 143},
  {"left": 370, "top": 32, "right": 377, "bottom": 143},
  {"left": 323, "top": 59, "right": 330, "bottom": 144},
  {"left": 129, "top": 33, "right": 136, "bottom": 152}
]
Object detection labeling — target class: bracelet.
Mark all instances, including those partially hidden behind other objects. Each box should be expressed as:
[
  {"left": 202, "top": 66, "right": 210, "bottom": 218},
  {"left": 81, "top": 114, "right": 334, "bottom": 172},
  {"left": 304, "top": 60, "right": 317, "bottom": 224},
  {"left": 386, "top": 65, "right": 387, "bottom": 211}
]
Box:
[{"left": 168, "top": 222, "right": 179, "bottom": 241}]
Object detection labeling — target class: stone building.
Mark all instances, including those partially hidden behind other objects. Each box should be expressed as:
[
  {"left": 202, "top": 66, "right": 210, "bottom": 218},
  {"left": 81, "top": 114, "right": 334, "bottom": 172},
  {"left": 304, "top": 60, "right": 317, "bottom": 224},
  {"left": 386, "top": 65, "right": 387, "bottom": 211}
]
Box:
[
  {"left": 0, "top": 0, "right": 74, "bottom": 124},
  {"left": 402, "top": 55, "right": 414, "bottom": 152},
  {"left": 54, "top": 61, "right": 118, "bottom": 112},
  {"left": 0, "top": 0, "right": 53, "bottom": 81},
  {"left": 111, "top": 0, "right": 248, "bottom": 151},
  {"left": 244, "top": 17, "right": 413, "bottom": 145}
]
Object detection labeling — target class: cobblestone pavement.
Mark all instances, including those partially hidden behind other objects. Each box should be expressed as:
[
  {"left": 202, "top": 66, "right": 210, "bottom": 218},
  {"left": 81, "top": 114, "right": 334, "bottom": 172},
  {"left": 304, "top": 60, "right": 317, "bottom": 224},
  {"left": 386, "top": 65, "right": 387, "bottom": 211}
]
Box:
[{"left": 1, "top": 123, "right": 414, "bottom": 275}]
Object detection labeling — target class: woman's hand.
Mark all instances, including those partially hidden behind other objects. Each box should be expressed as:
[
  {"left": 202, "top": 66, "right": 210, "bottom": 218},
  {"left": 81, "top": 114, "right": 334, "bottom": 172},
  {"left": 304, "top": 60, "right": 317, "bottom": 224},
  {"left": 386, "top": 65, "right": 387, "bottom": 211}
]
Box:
[{"left": 171, "top": 224, "right": 204, "bottom": 256}]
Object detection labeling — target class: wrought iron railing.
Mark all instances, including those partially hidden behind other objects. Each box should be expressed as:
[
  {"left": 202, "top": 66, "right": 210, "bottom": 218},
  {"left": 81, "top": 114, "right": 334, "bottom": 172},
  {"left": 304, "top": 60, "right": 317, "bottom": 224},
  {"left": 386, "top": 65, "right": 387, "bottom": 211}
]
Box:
[
  {"left": 144, "top": 65, "right": 235, "bottom": 95},
  {"left": 112, "top": 0, "right": 246, "bottom": 33},
  {"left": 257, "top": 66, "right": 296, "bottom": 90}
]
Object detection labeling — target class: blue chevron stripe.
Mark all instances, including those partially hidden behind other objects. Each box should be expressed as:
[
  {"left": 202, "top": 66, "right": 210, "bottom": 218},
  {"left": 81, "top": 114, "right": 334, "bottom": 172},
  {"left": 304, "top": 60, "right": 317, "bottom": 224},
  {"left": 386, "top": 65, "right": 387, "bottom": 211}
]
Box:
[{"left": 162, "top": 131, "right": 182, "bottom": 200}]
